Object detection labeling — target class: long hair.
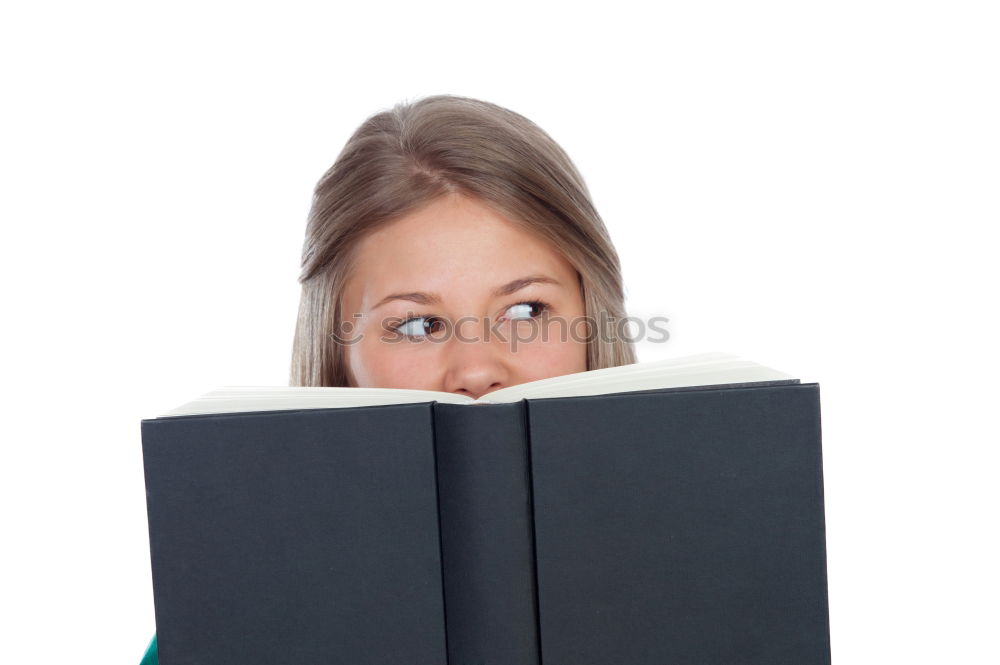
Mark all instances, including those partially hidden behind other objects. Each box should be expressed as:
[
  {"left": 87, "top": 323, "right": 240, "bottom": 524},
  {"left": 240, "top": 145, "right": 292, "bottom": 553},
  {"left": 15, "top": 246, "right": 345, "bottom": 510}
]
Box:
[{"left": 291, "top": 94, "right": 636, "bottom": 386}]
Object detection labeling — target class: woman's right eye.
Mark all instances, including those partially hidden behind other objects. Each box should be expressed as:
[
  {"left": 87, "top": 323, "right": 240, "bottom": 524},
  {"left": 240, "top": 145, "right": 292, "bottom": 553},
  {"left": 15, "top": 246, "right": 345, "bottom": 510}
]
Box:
[{"left": 395, "top": 316, "right": 446, "bottom": 338}]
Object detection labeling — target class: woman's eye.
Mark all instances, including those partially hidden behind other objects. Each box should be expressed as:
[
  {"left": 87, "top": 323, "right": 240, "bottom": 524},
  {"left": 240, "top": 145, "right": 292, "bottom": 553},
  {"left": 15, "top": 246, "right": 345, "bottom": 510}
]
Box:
[
  {"left": 503, "top": 301, "right": 548, "bottom": 321},
  {"left": 395, "top": 316, "right": 446, "bottom": 338}
]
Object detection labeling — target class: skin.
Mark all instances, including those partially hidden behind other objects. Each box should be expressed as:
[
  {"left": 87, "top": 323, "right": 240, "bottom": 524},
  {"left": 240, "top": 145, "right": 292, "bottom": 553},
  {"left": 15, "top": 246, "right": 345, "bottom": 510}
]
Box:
[{"left": 340, "top": 192, "right": 588, "bottom": 399}]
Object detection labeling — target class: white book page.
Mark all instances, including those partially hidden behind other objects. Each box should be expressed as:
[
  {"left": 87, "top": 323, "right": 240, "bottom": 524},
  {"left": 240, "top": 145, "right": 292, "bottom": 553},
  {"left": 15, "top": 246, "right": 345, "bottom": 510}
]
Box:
[
  {"left": 159, "top": 352, "right": 795, "bottom": 417},
  {"left": 162, "top": 387, "right": 470, "bottom": 417},
  {"left": 476, "top": 353, "right": 796, "bottom": 403}
]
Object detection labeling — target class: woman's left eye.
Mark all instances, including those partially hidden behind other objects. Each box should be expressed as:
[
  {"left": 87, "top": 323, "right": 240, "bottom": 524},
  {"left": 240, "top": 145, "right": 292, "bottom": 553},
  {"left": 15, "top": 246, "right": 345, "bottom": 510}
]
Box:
[{"left": 502, "top": 301, "right": 549, "bottom": 321}]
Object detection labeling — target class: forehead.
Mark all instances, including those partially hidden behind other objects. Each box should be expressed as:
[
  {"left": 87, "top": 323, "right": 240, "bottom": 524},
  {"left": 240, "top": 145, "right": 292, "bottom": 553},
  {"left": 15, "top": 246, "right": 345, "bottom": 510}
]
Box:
[{"left": 345, "top": 194, "right": 577, "bottom": 308}]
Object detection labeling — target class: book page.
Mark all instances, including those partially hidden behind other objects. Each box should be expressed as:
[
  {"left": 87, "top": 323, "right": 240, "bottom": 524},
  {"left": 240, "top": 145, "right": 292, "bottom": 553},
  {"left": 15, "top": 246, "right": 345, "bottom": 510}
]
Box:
[
  {"left": 474, "top": 352, "right": 796, "bottom": 403},
  {"left": 159, "top": 352, "right": 796, "bottom": 417},
  {"left": 161, "top": 387, "right": 472, "bottom": 417}
]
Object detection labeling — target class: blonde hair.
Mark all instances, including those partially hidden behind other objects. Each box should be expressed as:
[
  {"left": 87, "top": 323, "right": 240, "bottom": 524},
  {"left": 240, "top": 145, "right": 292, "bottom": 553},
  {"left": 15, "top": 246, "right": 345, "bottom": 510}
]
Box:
[{"left": 291, "top": 94, "right": 636, "bottom": 387}]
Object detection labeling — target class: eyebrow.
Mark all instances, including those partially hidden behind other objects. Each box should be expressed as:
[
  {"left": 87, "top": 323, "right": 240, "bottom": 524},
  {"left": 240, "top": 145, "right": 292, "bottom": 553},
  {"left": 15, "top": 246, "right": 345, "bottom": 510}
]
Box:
[{"left": 372, "top": 274, "right": 561, "bottom": 311}]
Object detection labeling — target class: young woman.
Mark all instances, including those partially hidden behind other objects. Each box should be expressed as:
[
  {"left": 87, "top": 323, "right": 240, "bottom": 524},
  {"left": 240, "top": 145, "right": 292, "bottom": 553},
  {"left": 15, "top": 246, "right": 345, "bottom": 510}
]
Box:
[{"left": 140, "top": 94, "right": 636, "bottom": 664}]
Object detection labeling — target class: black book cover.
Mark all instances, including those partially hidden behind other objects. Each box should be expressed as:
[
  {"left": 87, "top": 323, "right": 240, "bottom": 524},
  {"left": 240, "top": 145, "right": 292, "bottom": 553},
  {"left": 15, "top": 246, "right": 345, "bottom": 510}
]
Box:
[
  {"left": 142, "top": 380, "right": 830, "bottom": 665},
  {"left": 141, "top": 403, "right": 448, "bottom": 665},
  {"left": 433, "top": 401, "right": 540, "bottom": 665},
  {"left": 526, "top": 382, "right": 830, "bottom": 665}
]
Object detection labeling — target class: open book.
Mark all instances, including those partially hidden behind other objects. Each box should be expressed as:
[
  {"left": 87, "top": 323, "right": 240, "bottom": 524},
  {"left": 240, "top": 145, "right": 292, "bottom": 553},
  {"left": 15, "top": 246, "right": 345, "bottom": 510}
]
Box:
[
  {"left": 162, "top": 351, "right": 798, "bottom": 416},
  {"left": 143, "top": 351, "right": 830, "bottom": 665}
]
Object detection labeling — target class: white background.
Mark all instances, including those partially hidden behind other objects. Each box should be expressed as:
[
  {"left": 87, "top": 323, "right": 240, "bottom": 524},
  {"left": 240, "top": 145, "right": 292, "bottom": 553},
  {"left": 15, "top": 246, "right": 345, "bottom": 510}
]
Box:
[{"left": 2, "top": 1, "right": 997, "bottom": 662}]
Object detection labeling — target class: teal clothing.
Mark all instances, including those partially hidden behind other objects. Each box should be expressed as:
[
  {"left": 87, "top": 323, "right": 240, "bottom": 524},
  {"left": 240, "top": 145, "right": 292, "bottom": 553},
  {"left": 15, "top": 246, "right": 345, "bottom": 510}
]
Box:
[{"left": 140, "top": 634, "right": 158, "bottom": 665}]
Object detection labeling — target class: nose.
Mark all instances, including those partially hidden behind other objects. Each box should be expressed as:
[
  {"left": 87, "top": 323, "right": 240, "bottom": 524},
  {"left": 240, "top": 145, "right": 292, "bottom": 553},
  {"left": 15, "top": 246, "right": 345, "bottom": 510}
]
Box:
[{"left": 442, "top": 328, "right": 509, "bottom": 400}]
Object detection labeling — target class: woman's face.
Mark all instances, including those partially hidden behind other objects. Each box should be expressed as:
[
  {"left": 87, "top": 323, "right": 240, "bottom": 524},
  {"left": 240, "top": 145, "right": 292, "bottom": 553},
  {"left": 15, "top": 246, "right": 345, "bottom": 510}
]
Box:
[{"left": 341, "top": 192, "right": 588, "bottom": 398}]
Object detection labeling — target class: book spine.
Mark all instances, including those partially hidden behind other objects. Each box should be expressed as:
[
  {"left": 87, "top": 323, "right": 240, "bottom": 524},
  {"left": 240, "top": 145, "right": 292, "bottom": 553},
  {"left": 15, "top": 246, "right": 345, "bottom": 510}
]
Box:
[{"left": 432, "top": 402, "right": 540, "bottom": 665}]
